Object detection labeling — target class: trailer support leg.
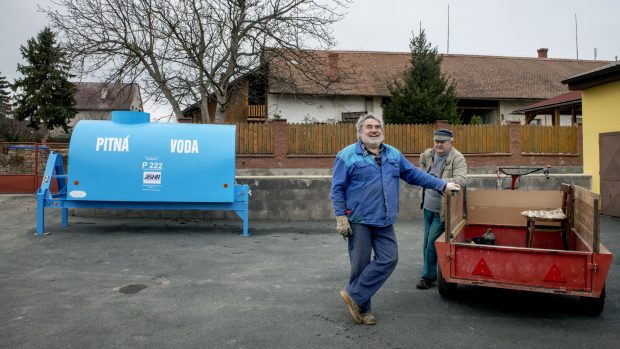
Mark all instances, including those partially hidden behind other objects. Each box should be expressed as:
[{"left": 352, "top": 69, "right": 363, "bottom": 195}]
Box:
[
  {"left": 61, "top": 208, "right": 68, "bottom": 227},
  {"left": 36, "top": 192, "right": 45, "bottom": 236}
]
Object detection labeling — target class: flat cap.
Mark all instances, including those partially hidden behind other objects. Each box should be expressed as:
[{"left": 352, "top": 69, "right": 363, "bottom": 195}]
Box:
[{"left": 433, "top": 128, "right": 453, "bottom": 141}]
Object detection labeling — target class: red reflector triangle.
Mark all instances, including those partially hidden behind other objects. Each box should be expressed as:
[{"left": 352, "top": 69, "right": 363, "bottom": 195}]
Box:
[
  {"left": 472, "top": 257, "right": 493, "bottom": 276},
  {"left": 544, "top": 263, "right": 567, "bottom": 283}
]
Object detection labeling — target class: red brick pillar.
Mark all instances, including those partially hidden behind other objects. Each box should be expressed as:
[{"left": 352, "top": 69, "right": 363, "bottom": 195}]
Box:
[
  {"left": 434, "top": 120, "right": 450, "bottom": 130},
  {"left": 273, "top": 119, "right": 288, "bottom": 166},
  {"left": 508, "top": 120, "right": 522, "bottom": 164}
]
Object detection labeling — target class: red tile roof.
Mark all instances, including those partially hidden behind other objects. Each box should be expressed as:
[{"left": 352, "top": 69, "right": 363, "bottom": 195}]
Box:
[
  {"left": 513, "top": 90, "right": 582, "bottom": 114},
  {"left": 267, "top": 50, "right": 610, "bottom": 100},
  {"left": 74, "top": 82, "right": 140, "bottom": 111}
]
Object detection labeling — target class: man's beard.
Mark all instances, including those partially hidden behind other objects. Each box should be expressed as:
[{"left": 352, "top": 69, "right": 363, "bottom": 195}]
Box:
[{"left": 360, "top": 133, "right": 384, "bottom": 148}]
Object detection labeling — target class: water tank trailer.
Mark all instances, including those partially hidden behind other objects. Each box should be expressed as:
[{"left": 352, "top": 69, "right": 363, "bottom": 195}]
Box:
[{"left": 36, "top": 111, "right": 250, "bottom": 236}]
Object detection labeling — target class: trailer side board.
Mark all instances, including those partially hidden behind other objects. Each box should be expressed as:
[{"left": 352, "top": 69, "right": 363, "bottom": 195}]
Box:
[
  {"left": 573, "top": 186, "right": 600, "bottom": 252},
  {"left": 466, "top": 189, "right": 562, "bottom": 226},
  {"left": 446, "top": 189, "right": 466, "bottom": 242}
]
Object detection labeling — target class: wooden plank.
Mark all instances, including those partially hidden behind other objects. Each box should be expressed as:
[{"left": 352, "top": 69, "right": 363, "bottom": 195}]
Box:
[
  {"left": 572, "top": 185, "right": 599, "bottom": 249},
  {"left": 450, "top": 219, "right": 467, "bottom": 240},
  {"left": 574, "top": 185, "right": 599, "bottom": 203},
  {"left": 574, "top": 199, "right": 595, "bottom": 245},
  {"left": 252, "top": 123, "right": 258, "bottom": 153},
  {"left": 268, "top": 123, "right": 273, "bottom": 153},
  {"left": 448, "top": 189, "right": 465, "bottom": 239}
]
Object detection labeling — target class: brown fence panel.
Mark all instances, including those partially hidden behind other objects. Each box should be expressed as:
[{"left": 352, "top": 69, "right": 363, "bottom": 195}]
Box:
[
  {"left": 387, "top": 124, "right": 510, "bottom": 154},
  {"left": 450, "top": 124, "right": 510, "bottom": 154},
  {"left": 521, "top": 125, "right": 578, "bottom": 154},
  {"left": 288, "top": 123, "right": 357, "bottom": 155},
  {"left": 236, "top": 122, "right": 273, "bottom": 154},
  {"left": 384, "top": 124, "right": 436, "bottom": 154},
  {"left": 288, "top": 123, "right": 512, "bottom": 155}
]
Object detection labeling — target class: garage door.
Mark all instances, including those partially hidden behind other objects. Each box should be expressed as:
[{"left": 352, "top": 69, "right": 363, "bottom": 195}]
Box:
[{"left": 600, "top": 132, "right": 620, "bottom": 217}]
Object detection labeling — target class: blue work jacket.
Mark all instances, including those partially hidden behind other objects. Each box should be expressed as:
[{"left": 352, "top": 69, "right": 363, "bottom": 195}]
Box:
[{"left": 330, "top": 141, "right": 446, "bottom": 227}]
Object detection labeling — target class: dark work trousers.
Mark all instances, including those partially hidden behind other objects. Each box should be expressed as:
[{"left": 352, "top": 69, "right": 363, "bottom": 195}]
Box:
[
  {"left": 421, "top": 208, "right": 444, "bottom": 281},
  {"left": 346, "top": 223, "right": 398, "bottom": 313}
]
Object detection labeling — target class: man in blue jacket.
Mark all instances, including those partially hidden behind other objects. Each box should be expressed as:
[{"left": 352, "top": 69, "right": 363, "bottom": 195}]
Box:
[{"left": 330, "top": 114, "right": 460, "bottom": 325}]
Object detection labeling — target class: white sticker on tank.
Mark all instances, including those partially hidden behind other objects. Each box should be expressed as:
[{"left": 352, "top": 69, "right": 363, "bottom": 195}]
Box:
[
  {"left": 143, "top": 171, "right": 162, "bottom": 185},
  {"left": 69, "top": 190, "right": 87, "bottom": 198}
]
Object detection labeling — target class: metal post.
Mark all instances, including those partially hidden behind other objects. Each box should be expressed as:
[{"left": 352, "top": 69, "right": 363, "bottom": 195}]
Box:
[{"left": 36, "top": 190, "right": 45, "bottom": 236}]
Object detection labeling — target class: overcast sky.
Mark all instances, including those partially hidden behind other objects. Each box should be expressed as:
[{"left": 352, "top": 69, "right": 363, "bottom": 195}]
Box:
[
  {"left": 334, "top": 0, "right": 620, "bottom": 60},
  {"left": 1, "top": 0, "right": 619, "bottom": 119}
]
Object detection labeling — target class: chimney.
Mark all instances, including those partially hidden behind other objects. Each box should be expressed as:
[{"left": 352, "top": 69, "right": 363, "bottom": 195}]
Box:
[
  {"left": 328, "top": 53, "right": 339, "bottom": 82},
  {"left": 537, "top": 48, "right": 548, "bottom": 59},
  {"left": 101, "top": 87, "right": 108, "bottom": 99}
]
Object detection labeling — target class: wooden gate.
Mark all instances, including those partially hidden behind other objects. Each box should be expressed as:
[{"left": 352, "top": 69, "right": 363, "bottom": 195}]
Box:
[{"left": 600, "top": 132, "right": 620, "bottom": 217}]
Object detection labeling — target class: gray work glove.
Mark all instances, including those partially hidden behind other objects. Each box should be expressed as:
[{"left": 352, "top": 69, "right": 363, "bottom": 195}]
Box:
[{"left": 336, "top": 215, "right": 353, "bottom": 240}]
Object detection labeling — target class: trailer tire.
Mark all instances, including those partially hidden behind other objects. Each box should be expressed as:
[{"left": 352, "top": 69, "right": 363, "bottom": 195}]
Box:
[
  {"left": 437, "top": 265, "right": 457, "bottom": 298},
  {"left": 581, "top": 285, "right": 605, "bottom": 316}
]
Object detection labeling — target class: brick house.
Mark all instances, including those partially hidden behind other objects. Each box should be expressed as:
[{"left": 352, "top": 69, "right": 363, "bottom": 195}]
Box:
[
  {"left": 181, "top": 48, "right": 609, "bottom": 124},
  {"left": 49, "top": 82, "right": 143, "bottom": 138}
]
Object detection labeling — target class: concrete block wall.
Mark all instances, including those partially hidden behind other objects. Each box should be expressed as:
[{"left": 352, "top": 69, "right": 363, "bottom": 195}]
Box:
[
  {"left": 236, "top": 174, "right": 591, "bottom": 221},
  {"left": 71, "top": 173, "right": 591, "bottom": 221}
]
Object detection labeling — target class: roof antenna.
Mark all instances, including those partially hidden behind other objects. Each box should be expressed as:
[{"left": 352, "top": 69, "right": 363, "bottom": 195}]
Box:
[
  {"left": 575, "top": 13, "right": 579, "bottom": 59},
  {"left": 447, "top": 4, "right": 450, "bottom": 54}
]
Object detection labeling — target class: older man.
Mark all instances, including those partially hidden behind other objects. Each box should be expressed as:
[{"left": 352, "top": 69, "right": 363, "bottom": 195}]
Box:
[
  {"left": 330, "top": 115, "right": 460, "bottom": 325},
  {"left": 416, "top": 128, "right": 468, "bottom": 289}
]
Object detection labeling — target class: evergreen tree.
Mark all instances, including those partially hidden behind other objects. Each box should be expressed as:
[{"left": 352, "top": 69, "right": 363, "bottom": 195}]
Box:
[
  {"left": 383, "top": 29, "right": 460, "bottom": 124},
  {"left": 12, "top": 27, "right": 76, "bottom": 131},
  {"left": 0, "top": 72, "right": 11, "bottom": 117}
]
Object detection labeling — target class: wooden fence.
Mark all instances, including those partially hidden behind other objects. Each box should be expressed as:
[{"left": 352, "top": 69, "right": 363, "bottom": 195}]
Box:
[
  {"left": 288, "top": 123, "right": 512, "bottom": 155},
  {"left": 236, "top": 122, "right": 273, "bottom": 154},
  {"left": 450, "top": 124, "right": 511, "bottom": 154},
  {"left": 4, "top": 122, "right": 575, "bottom": 157},
  {"left": 521, "top": 125, "right": 579, "bottom": 154},
  {"left": 288, "top": 123, "right": 356, "bottom": 155}
]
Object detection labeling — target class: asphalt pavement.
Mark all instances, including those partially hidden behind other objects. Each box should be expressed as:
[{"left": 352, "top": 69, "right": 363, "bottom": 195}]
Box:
[{"left": 1, "top": 194, "right": 619, "bottom": 348}]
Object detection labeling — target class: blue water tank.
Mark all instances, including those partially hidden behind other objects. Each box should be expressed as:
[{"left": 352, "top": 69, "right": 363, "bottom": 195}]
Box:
[{"left": 67, "top": 111, "right": 236, "bottom": 203}]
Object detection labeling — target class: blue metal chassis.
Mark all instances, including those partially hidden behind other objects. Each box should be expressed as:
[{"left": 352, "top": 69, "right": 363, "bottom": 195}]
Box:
[{"left": 36, "top": 151, "right": 250, "bottom": 236}]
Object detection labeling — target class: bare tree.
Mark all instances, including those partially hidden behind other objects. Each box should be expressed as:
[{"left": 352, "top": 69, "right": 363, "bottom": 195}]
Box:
[{"left": 46, "top": 0, "right": 349, "bottom": 123}]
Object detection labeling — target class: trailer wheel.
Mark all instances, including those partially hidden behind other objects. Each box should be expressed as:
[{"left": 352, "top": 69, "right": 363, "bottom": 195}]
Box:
[
  {"left": 581, "top": 285, "right": 605, "bottom": 316},
  {"left": 437, "top": 265, "right": 457, "bottom": 298}
]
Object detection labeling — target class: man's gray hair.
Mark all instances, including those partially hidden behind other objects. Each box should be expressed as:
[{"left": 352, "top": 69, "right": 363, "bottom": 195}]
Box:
[{"left": 355, "top": 113, "right": 384, "bottom": 134}]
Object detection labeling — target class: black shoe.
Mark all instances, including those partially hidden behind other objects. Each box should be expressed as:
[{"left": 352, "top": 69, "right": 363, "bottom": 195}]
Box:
[{"left": 416, "top": 278, "right": 432, "bottom": 289}]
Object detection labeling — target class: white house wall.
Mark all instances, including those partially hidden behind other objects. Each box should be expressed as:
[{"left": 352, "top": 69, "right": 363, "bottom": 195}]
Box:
[
  {"left": 499, "top": 100, "right": 536, "bottom": 124},
  {"left": 267, "top": 94, "right": 383, "bottom": 123},
  {"left": 500, "top": 100, "right": 575, "bottom": 126},
  {"left": 268, "top": 94, "right": 577, "bottom": 125}
]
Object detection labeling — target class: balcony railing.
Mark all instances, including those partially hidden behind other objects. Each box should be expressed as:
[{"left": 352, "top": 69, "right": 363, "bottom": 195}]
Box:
[{"left": 247, "top": 104, "right": 267, "bottom": 122}]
